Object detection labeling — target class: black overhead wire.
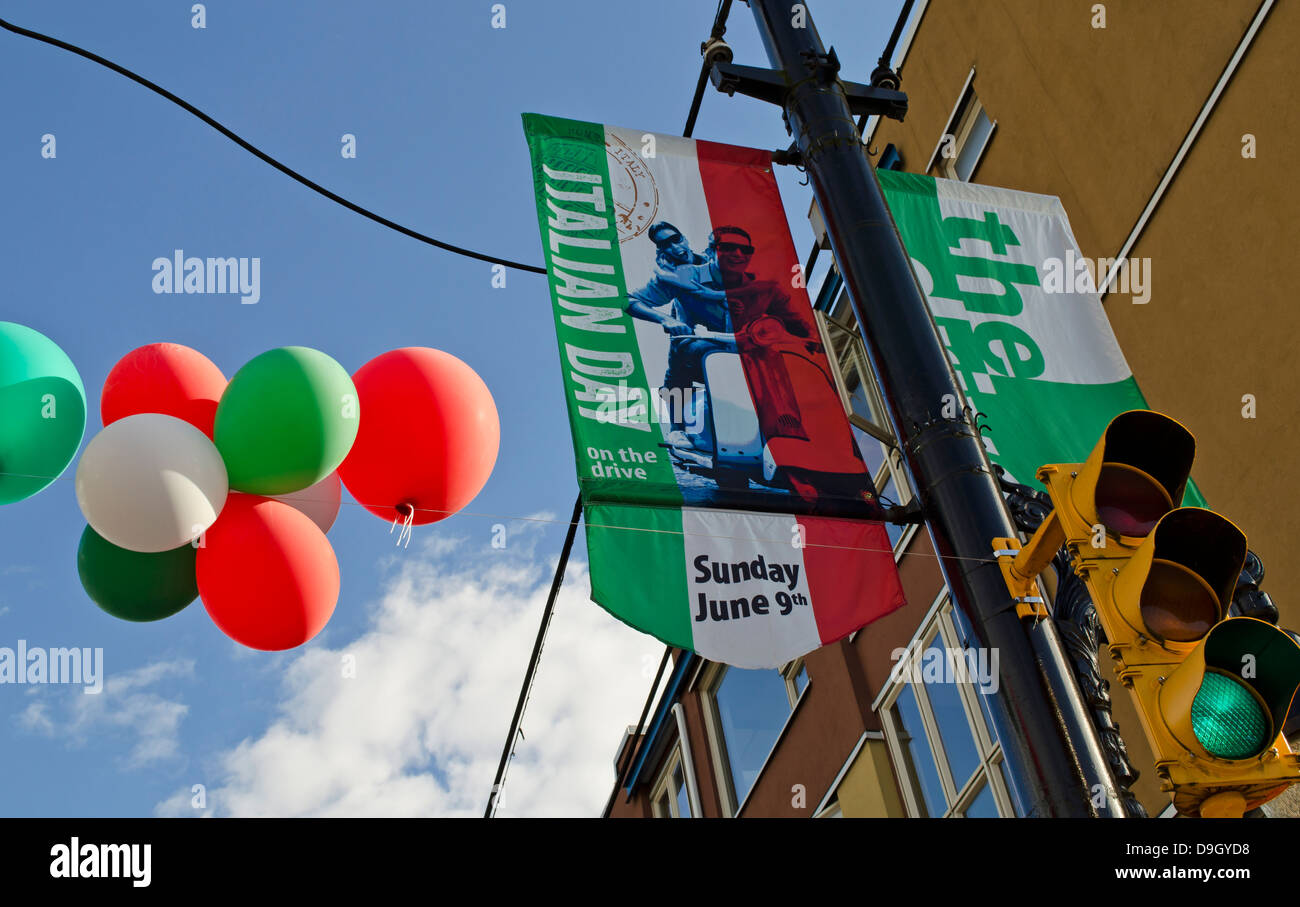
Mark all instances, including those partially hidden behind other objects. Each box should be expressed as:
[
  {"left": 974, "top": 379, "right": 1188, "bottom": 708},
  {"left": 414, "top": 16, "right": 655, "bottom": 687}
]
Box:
[
  {"left": 0, "top": 15, "right": 548, "bottom": 275},
  {"left": 484, "top": 496, "right": 583, "bottom": 819}
]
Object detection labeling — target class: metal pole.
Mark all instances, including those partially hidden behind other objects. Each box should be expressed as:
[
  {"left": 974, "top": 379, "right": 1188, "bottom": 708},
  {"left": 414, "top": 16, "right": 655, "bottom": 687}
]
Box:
[
  {"left": 744, "top": 0, "right": 1118, "bottom": 816},
  {"left": 485, "top": 495, "right": 584, "bottom": 818}
]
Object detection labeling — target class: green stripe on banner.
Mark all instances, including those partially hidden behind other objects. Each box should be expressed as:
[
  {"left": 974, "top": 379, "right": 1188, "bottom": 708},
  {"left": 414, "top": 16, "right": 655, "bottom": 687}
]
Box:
[
  {"left": 522, "top": 114, "right": 682, "bottom": 507},
  {"left": 585, "top": 503, "right": 692, "bottom": 650}
]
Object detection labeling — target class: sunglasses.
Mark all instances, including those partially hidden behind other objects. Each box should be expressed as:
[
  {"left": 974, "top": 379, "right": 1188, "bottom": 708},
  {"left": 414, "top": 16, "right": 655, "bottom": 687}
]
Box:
[
  {"left": 657, "top": 233, "right": 684, "bottom": 245},
  {"left": 715, "top": 242, "right": 754, "bottom": 255}
]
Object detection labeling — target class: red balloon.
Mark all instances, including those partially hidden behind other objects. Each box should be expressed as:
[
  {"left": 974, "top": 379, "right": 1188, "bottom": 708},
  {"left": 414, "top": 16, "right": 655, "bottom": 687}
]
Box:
[
  {"left": 196, "top": 494, "right": 339, "bottom": 650},
  {"left": 338, "top": 348, "right": 499, "bottom": 525},
  {"left": 101, "top": 343, "right": 227, "bottom": 439}
]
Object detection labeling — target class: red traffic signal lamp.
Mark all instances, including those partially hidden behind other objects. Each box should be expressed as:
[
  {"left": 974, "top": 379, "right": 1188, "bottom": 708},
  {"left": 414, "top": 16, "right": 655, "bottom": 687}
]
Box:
[{"left": 993, "top": 410, "right": 1300, "bottom": 817}]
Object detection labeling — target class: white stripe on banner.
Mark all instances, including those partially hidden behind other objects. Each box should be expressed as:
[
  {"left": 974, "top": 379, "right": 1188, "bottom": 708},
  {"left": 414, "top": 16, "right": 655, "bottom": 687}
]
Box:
[
  {"left": 681, "top": 507, "right": 820, "bottom": 669},
  {"left": 604, "top": 124, "right": 716, "bottom": 437},
  {"left": 927, "top": 179, "right": 1133, "bottom": 387}
]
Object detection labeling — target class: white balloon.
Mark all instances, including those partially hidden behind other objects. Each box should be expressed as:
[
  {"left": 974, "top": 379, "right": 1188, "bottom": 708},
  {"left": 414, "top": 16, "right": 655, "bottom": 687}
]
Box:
[
  {"left": 75, "top": 413, "right": 228, "bottom": 552},
  {"left": 271, "top": 471, "right": 342, "bottom": 533}
]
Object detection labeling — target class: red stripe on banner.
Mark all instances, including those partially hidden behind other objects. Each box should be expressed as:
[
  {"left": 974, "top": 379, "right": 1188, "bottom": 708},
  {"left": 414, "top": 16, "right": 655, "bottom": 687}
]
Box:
[
  {"left": 800, "top": 517, "right": 907, "bottom": 645},
  {"left": 694, "top": 142, "right": 871, "bottom": 495}
]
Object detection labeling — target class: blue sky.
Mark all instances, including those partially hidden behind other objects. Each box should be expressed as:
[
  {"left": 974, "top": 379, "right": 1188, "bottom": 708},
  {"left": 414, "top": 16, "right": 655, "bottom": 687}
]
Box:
[{"left": 0, "top": 0, "right": 903, "bottom": 816}]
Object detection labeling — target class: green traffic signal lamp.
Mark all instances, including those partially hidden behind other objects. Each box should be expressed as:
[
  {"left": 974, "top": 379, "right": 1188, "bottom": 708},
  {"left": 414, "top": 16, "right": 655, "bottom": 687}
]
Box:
[{"left": 1161, "top": 618, "right": 1300, "bottom": 763}]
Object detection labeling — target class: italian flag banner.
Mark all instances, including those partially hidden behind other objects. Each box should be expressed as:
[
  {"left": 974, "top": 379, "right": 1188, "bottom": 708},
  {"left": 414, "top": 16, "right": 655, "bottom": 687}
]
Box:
[
  {"left": 876, "top": 171, "right": 1206, "bottom": 505},
  {"left": 586, "top": 504, "right": 905, "bottom": 669},
  {"left": 523, "top": 113, "right": 906, "bottom": 669}
]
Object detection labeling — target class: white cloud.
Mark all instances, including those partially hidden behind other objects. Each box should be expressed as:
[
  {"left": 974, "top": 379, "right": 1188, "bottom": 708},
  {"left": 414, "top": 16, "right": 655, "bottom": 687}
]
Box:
[
  {"left": 161, "top": 517, "right": 663, "bottom": 817},
  {"left": 18, "top": 659, "right": 193, "bottom": 768}
]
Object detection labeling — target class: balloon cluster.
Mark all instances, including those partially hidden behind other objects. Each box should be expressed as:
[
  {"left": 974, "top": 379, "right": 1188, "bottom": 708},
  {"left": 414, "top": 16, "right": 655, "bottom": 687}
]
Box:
[{"left": 74, "top": 343, "right": 499, "bottom": 651}]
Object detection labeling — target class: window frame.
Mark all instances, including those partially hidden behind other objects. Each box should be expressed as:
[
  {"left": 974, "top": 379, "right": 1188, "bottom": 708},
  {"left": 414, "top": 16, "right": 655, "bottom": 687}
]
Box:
[
  {"left": 649, "top": 743, "right": 693, "bottom": 818},
  {"left": 878, "top": 593, "right": 1016, "bottom": 817},
  {"left": 782, "top": 657, "right": 810, "bottom": 707},
  {"left": 923, "top": 67, "right": 997, "bottom": 183},
  {"left": 816, "top": 306, "right": 917, "bottom": 553},
  {"left": 940, "top": 95, "right": 997, "bottom": 183},
  {"left": 816, "top": 309, "right": 893, "bottom": 446},
  {"left": 700, "top": 660, "right": 811, "bottom": 817}
]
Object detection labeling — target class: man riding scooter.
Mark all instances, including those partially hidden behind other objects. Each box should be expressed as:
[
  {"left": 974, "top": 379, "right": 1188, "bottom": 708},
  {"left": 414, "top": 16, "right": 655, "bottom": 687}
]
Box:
[
  {"left": 627, "top": 223, "right": 873, "bottom": 508},
  {"left": 626, "top": 221, "right": 732, "bottom": 449},
  {"left": 628, "top": 224, "right": 822, "bottom": 439},
  {"left": 630, "top": 220, "right": 825, "bottom": 442}
]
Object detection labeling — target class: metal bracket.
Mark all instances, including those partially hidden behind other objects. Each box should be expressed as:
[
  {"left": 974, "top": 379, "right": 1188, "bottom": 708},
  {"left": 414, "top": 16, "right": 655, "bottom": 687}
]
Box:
[
  {"left": 992, "top": 537, "right": 1051, "bottom": 620},
  {"left": 710, "top": 60, "right": 909, "bottom": 122},
  {"left": 885, "top": 498, "right": 925, "bottom": 526},
  {"left": 840, "top": 79, "right": 908, "bottom": 121},
  {"left": 771, "top": 143, "right": 803, "bottom": 167},
  {"left": 710, "top": 61, "right": 788, "bottom": 103}
]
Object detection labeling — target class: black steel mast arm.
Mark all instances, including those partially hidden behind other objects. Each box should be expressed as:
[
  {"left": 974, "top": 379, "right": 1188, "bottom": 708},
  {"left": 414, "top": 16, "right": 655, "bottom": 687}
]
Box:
[{"left": 710, "top": 61, "right": 908, "bottom": 121}]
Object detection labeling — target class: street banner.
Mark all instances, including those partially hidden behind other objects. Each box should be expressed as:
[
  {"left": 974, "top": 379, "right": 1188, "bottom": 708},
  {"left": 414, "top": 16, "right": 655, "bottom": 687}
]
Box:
[
  {"left": 584, "top": 503, "right": 905, "bottom": 669},
  {"left": 877, "top": 171, "right": 1206, "bottom": 505},
  {"left": 523, "top": 113, "right": 905, "bottom": 669}
]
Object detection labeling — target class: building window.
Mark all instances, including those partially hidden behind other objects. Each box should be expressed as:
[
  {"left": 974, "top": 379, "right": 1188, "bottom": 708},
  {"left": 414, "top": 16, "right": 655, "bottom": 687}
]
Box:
[
  {"left": 784, "top": 658, "right": 810, "bottom": 705},
  {"left": 701, "top": 660, "right": 807, "bottom": 815},
  {"left": 814, "top": 800, "right": 843, "bottom": 818},
  {"left": 816, "top": 307, "right": 916, "bottom": 551},
  {"left": 650, "top": 745, "right": 693, "bottom": 818},
  {"left": 926, "top": 68, "right": 997, "bottom": 183},
  {"left": 879, "top": 595, "right": 1018, "bottom": 817}
]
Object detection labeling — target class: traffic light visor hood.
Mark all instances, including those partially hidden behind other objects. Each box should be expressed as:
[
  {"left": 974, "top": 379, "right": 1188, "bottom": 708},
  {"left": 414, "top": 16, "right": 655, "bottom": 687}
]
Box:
[
  {"left": 1113, "top": 508, "right": 1246, "bottom": 647},
  {"left": 1070, "top": 410, "right": 1195, "bottom": 539}
]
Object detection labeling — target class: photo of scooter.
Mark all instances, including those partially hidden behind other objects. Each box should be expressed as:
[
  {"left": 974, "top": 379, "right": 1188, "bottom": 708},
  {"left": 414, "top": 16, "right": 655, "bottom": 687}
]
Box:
[{"left": 659, "top": 315, "right": 881, "bottom": 516}]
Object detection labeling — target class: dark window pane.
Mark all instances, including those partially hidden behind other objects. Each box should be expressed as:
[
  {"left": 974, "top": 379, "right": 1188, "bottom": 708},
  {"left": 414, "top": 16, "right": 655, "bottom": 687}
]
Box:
[
  {"left": 891, "top": 684, "right": 946, "bottom": 816},
  {"left": 715, "top": 668, "right": 792, "bottom": 808},
  {"left": 673, "top": 763, "right": 691, "bottom": 818},
  {"left": 844, "top": 367, "right": 885, "bottom": 428},
  {"left": 956, "top": 108, "right": 994, "bottom": 181},
  {"left": 877, "top": 472, "right": 904, "bottom": 546},
  {"left": 972, "top": 687, "right": 1028, "bottom": 818},
  {"left": 964, "top": 780, "right": 998, "bottom": 817},
  {"left": 996, "top": 760, "right": 1025, "bottom": 818},
  {"left": 920, "top": 639, "right": 983, "bottom": 791},
  {"left": 852, "top": 424, "right": 887, "bottom": 478}
]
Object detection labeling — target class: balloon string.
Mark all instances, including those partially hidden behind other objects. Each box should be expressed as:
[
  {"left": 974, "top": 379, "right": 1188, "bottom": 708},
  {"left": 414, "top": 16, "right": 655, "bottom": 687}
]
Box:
[
  {"left": 0, "top": 468, "right": 996, "bottom": 563},
  {"left": 393, "top": 504, "right": 415, "bottom": 549}
]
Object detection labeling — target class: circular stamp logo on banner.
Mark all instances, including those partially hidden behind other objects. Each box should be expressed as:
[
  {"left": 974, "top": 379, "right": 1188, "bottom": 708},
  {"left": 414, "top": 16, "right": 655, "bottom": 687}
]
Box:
[{"left": 605, "top": 133, "right": 658, "bottom": 244}]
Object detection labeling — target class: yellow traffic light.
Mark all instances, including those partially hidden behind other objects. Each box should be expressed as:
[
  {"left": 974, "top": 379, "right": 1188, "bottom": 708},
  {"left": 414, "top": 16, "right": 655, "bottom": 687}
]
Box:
[
  {"left": 993, "top": 410, "right": 1300, "bottom": 817},
  {"left": 1099, "top": 507, "right": 1245, "bottom": 660},
  {"left": 1063, "top": 409, "right": 1194, "bottom": 542}
]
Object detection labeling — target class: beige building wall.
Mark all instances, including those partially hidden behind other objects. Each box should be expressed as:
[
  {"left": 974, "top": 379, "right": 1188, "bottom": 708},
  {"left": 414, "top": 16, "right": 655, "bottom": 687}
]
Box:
[{"left": 867, "top": 0, "right": 1295, "bottom": 816}]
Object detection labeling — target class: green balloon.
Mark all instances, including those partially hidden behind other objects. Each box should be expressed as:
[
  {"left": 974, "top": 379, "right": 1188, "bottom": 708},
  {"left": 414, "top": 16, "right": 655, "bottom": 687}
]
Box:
[
  {"left": 0, "top": 322, "right": 87, "bottom": 505},
  {"left": 214, "top": 346, "right": 359, "bottom": 495},
  {"left": 77, "top": 525, "right": 198, "bottom": 622}
]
